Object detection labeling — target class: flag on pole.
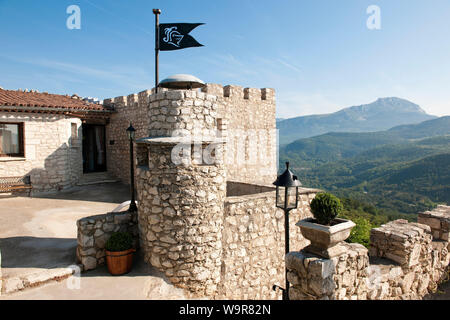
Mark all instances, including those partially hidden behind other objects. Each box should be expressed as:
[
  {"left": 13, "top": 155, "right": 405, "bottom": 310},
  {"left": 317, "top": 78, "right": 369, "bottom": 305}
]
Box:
[{"left": 159, "top": 23, "right": 204, "bottom": 51}]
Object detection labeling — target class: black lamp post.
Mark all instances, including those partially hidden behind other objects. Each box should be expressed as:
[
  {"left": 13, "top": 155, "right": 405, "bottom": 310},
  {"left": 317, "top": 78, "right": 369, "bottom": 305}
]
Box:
[
  {"left": 126, "top": 123, "right": 137, "bottom": 212},
  {"left": 273, "top": 162, "right": 301, "bottom": 300}
]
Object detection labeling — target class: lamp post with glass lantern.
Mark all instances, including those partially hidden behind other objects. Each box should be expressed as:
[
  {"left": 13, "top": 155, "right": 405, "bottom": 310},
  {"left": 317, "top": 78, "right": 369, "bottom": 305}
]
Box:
[
  {"left": 273, "top": 162, "right": 301, "bottom": 300},
  {"left": 126, "top": 123, "right": 137, "bottom": 212}
]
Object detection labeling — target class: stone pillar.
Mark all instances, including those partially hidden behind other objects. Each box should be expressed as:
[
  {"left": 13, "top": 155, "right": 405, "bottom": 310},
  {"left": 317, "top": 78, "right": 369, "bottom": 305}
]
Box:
[
  {"left": 286, "top": 242, "right": 369, "bottom": 300},
  {"left": 136, "top": 140, "right": 226, "bottom": 297}
]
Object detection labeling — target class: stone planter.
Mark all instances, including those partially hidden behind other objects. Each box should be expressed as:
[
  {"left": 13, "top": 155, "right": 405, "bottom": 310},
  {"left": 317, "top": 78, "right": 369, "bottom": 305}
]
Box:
[{"left": 296, "top": 218, "right": 356, "bottom": 258}]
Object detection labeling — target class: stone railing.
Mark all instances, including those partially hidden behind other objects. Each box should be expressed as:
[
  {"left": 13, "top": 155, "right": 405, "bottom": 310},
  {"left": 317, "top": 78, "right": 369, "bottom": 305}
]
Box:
[
  {"left": 287, "top": 207, "right": 450, "bottom": 300},
  {"left": 76, "top": 211, "right": 138, "bottom": 271}
]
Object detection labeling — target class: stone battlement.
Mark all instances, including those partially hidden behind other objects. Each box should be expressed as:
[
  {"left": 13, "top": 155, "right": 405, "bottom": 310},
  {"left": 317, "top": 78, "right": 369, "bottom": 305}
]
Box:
[
  {"left": 103, "top": 84, "right": 275, "bottom": 107},
  {"left": 201, "top": 84, "right": 275, "bottom": 102}
]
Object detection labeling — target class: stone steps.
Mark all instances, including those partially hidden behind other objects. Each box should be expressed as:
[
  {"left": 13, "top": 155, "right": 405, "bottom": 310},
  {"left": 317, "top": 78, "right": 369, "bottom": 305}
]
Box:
[
  {"left": 1, "top": 265, "right": 80, "bottom": 296},
  {"left": 77, "top": 172, "right": 119, "bottom": 186}
]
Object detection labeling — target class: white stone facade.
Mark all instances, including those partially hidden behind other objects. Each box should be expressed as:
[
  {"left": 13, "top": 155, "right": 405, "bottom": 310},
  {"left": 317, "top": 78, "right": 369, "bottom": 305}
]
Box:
[{"left": 0, "top": 112, "right": 82, "bottom": 193}]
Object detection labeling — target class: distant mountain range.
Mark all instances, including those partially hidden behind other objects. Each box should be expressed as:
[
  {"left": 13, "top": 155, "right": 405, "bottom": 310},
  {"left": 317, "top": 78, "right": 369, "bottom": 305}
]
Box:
[
  {"left": 280, "top": 116, "right": 450, "bottom": 216},
  {"left": 277, "top": 97, "right": 437, "bottom": 144},
  {"left": 282, "top": 116, "right": 450, "bottom": 167}
]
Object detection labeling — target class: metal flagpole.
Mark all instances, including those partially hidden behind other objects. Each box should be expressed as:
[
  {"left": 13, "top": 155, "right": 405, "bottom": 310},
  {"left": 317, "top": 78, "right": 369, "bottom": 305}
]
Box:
[{"left": 153, "top": 9, "right": 161, "bottom": 93}]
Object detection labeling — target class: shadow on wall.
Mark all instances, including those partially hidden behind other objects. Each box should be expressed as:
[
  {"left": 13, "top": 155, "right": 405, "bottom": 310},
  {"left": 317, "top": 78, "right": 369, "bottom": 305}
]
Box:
[{"left": 25, "top": 143, "right": 81, "bottom": 195}]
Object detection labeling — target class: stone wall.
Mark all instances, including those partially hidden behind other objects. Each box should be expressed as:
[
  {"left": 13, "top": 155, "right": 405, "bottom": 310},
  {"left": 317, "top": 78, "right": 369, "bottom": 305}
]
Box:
[
  {"left": 287, "top": 213, "right": 450, "bottom": 300},
  {"left": 219, "top": 187, "right": 318, "bottom": 299},
  {"left": 201, "top": 84, "right": 277, "bottom": 185},
  {"left": 418, "top": 205, "right": 450, "bottom": 241},
  {"left": 76, "top": 211, "right": 138, "bottom": 271},
  {"left": 0, "top": 112, "right": 82, "bottom": 193},
  {"left": 104, "top": 91, "right": 152, "bottom": 184}
]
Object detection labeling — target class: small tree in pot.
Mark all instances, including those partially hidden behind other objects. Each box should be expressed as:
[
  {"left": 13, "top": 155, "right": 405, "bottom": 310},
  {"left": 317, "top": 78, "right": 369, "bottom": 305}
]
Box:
[
  {"left": 105, "top": 232, "right": 135, "bottom": 276},
  {"left": 296, "top": 192, "right": 355, "bottom": 258},
  {"left": 310, "top": 193, "right": 343, "bottom": 225}
]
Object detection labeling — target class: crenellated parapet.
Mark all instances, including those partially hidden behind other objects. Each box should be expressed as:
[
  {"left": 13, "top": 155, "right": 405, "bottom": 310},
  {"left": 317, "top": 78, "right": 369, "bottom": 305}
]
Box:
[{"left": 201, "top": 83, "right": 275, "bottom": 102}]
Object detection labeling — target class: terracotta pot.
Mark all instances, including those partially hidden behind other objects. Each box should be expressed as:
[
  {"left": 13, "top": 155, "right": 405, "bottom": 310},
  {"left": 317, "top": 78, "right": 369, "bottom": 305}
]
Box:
[
  {"left": 105, "top": 248, "right": 135, "bottom": 276},
  {"left": 296, "top": 218, "right": 356, "bottom": 258}
]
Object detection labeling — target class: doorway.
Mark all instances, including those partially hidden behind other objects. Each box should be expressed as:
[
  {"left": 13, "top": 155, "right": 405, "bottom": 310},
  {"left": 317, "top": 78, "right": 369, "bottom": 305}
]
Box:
[{"left": 82, "top": 124, "right": 106, "bottom": 173}]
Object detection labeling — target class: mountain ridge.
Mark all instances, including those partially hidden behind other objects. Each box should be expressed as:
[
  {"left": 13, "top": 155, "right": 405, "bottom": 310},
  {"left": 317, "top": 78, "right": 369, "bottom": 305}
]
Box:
[
  {"left": 281, "top": 116, "right": 450, "bottom": 168},
  {"left": 277, "top": 97, "right": 437, "bottom": 144}
]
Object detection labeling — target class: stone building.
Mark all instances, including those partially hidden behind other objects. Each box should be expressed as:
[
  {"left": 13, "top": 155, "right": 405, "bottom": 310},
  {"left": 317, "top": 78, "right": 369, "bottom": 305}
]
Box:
[
  {"left": 0, "top": 83, "right": 319, "bottom": 299},
  {"left": 0, "top": 88, "right": 113, "bottom": 193},
  {"left": 1, "top": 83, "right": 277, "bottom": 193}
]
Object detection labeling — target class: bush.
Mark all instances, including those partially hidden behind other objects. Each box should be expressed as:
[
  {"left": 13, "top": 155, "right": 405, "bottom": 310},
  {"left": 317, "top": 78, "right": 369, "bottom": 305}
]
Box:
[
  {"left": 310, "top": 192, "right": 343, "bottom": 225},
  {"left": 105, "top": 232, "right": 133, "bottom": 252},
  {"left": 345, "top": 217, "right": 372, "bottom": 248}
]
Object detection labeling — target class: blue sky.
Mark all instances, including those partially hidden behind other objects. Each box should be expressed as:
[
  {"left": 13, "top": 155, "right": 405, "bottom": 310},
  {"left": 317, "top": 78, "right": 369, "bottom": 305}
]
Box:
[{"left": 0, "top": 0, "right": 449, "bottom": 118}]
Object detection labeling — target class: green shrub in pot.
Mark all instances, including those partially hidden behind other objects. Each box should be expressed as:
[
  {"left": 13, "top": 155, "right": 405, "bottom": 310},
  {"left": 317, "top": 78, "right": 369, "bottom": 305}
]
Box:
[
  {"left": 310, "top": 193, "right": 343, "bottom": 225},
  {"left": 105, "top": 232, "right": 133, "bottom": 252}
]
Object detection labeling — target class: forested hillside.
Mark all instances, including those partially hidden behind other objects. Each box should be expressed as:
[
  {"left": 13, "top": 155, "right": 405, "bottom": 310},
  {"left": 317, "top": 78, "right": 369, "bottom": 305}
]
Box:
[{"left": 280, "top": 117, "right": 450, "bottom": 218}]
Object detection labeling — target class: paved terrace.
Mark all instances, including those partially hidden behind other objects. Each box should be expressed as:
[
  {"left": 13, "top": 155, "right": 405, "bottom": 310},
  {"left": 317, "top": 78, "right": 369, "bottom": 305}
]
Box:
[{"left": 0, "top": 181, "right": 186, "bottom": 299}]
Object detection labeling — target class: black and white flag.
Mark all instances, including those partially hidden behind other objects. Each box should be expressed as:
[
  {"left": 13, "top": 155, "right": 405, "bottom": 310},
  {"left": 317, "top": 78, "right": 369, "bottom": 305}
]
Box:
[{"left": 159, "top": 23, "right": 204, "bottom": 51}]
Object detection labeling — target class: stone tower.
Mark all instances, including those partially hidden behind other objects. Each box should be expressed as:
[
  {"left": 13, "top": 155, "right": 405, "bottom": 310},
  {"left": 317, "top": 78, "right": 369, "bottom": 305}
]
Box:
[{"left": 135, "top": 90, "right": 226, "bottom": 296}]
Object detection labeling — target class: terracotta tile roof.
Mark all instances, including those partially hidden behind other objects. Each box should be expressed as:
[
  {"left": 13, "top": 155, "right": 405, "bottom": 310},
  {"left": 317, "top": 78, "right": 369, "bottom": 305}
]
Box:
[{"left": 0, "top": 88, "right": 112, "bottom": 112}]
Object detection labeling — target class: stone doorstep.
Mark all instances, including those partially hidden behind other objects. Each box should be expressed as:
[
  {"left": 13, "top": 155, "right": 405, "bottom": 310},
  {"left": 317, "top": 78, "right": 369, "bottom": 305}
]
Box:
[
  {"left": 1, "top": 265, "right": 81, "bottom": 296},
  {"left": 76, "top": 179, "right": 119, "bottom": 186}
]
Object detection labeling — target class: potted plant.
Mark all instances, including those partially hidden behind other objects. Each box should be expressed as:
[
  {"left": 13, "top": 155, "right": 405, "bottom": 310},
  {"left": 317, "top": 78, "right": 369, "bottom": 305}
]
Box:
[
  {"left": 296, "top": 193, "right": 355, "bottom": 258},
  {"left": 105, "top": 232, "right": 135, "bottom": 276}
]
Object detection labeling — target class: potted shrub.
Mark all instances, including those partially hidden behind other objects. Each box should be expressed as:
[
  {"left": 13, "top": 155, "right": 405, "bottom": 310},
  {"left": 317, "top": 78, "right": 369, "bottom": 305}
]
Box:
[
  {"left": 296, "top": 193, "right": 355, "bottom": 258},
  {"left": 105, "top": 232, "right": 135, "bottom": 276}
]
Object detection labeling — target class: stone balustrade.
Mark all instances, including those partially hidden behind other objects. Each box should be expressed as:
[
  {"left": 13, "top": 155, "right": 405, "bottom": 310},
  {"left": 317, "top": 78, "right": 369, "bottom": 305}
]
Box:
[{"left": 287, "top": 209, "right": 450, "bottom": 300}]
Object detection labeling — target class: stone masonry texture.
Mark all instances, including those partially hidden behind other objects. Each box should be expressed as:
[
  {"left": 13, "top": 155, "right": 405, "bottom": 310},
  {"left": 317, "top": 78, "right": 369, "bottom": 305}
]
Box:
[
  {"left": 136, "top": 142, "right": 226, "bottom": 297},
  {"left": 287, "top": 216, "right": 450, "bottom": 300},
  {"left": 76, "top": 211, "right": 139, "bottom": 271},
  {"left": 219, "top": 187, "right": 317, "bottom": 299},
  {"left": 201, "top": 84, "right": 277, "bottom": 185}
]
